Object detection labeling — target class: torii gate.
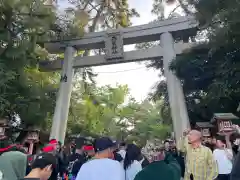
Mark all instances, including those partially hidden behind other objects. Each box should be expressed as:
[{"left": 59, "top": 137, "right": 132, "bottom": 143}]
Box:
[{"left": 40, "top": 16, "right": 198, "bottom": 143}]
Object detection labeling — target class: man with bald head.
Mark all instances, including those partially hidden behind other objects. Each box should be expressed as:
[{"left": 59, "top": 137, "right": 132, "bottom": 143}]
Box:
[{"left": 178, "top": 129, "right": 218, "bottom": 180}]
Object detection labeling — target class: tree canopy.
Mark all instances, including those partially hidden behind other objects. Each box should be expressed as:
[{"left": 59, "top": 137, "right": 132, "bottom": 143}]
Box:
[
  {"left": 0, "top": 0, "right": 171, "bottom": 144},
  {"left": 67, "top": 82, "right": 171, "bottom": 145},
  {"left": 146, "top": 0, "right": 240, "bottom": 124}
]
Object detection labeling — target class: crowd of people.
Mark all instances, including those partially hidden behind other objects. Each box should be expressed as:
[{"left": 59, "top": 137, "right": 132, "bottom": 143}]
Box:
[{"left": 0, "top": 125, "right": 240, "bottom": 180}]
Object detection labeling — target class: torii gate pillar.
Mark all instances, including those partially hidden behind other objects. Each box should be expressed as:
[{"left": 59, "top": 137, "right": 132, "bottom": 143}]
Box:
[
  {"left": 50, "top": 46, "right": 76, "bottom": 143},
  {"left": 161, "top": 32, "right": 189, "bottom": 139}
]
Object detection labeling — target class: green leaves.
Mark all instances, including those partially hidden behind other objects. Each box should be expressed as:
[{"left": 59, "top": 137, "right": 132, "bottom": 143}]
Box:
[
  {"left": 67, "top": 83, "right": 171, "bottom": 143},
  {"left": 148, "top": 0, "right": 240, "bottom": 123}
]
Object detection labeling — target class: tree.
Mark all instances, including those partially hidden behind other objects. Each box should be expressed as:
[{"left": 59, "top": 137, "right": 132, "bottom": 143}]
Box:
[
  {"left": 64, "top": 0, "right": 140, "bottom": 92},
  {"left": 67, "top": 80, "right": 171, "bottom": 144},
  {"left": 0, "top": 0, "right": 88, "bottom": 129},
  {"left": 0, "top": 0, "right": 57, "bottom": 126},
  {"left": 147, "top": 0, "right": 240, "bottom": 124},
  {"left": 68, "top": 83, "right": 131, "bottom": 136},
  {"left": 126, "top": 100, "right": 171, "bottom": 146}
]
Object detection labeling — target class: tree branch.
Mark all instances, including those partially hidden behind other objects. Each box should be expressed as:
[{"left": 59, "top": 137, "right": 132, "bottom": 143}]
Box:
[{"left": 168, "top": 4, "right": 181, "bottom": 18}]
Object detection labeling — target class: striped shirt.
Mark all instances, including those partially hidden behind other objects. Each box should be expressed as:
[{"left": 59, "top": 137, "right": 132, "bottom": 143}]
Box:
[{"left": 178, "top": 137, "right": 218, "bottom": 180}]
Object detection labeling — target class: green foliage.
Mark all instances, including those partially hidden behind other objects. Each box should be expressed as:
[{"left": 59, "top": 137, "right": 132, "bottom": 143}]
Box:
[
  {"left": 169, "top": 0, "right": 240, "bottom": 122},
  {"left": 0, "top": 0, "right": 86, "bottom": 128},
  {"left": 0, "top": 0, "right": 57, "bottom": 126},
  {"left": 0, "top": 0, "right": 170, "bottom": 145},
  {"left": 67, "top": 83, "right": 171, "bottom": 144},
  {"left": 147, "top": 0, "right": 240, "bottom": 124}
]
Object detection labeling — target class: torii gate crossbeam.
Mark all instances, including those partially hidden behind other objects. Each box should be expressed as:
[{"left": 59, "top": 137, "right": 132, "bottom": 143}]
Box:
[{"left": 41, "top": 16, "right": 198, "bottom": 143}]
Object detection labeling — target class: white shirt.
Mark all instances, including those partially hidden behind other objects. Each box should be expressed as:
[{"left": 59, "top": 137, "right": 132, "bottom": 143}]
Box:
[
  {"left": 125, "top": 160, "right": 142, "bottom": 180},
  {"left": 76, "top": 158, "right": 125, "bottom": 180},
  {"left": 213, "top": 148, "right": 233, "bottom": 174}
]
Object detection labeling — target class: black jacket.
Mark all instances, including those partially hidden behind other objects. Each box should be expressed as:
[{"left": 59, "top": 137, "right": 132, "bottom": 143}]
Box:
[
  {"left": 68, "top": 153, "right": 87, "bottom": 176},
  {"left": 231, "top": 151, "right": 240, "bottom": 180}
]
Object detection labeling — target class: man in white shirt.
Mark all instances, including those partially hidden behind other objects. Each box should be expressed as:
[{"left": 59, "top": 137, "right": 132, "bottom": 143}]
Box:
[
  {"left": 213, "top": 136, "right": 233, "bottom": 180},
  {"left": 76, "top": 137, "right": 125, "bottom": 180}
]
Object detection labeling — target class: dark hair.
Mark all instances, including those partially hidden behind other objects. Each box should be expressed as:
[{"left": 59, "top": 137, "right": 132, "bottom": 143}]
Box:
[
  {"left": 32, "top": 153, "right": 57, "bottom": 170},
  {"left": 75, "top": 137, "right": 85, "bottom": 149},
  {"left": 114, "top": 152, "right": 123, "bottom": 162},
  {"left": 164, "top": 140, "right": 170, "bottom": 144},
  {"left": 120, "top": 142, "right": 126, "bottom": 147},
  {"left": 216, "top": 136, "right": 226, "bottom": 144},
  {"left": 123, "top": 144, "right": 141, "bottom": 170}
]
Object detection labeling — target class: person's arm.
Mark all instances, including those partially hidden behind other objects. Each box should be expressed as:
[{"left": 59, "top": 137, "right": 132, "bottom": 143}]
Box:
[
  {"left": 206, "top": 149, "right": 218, "bottom": 180},
  {"left": 177, "top": 130, "right": 190, "bottom": 153},
  {"left": 224, "top": 132, "right": 232, "bottom": 149}
]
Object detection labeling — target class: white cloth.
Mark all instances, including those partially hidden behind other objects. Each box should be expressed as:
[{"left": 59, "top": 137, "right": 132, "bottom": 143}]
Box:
[
  {"left": 76, "top": 158, "right": 125, "bottom": 180},
  {"left": 213, "top": 148, "right": 233, "bottom": 174},
  {"left": 125, "top": 160, "right": 142, "bottom": 180},
  {"left": 118, "top": 150, "right": 126, "bottom": 159}
]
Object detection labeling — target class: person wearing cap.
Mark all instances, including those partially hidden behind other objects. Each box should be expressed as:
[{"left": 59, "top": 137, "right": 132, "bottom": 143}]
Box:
[
  {"left": 68, "top": 138, "right": 87, "bottom": 179},
  {"left": 83, "top": 145, "right": 95, "bottom": 159},
  {"left": 75, "top": 137, "right": 125, "bottom": 180},
  {"left": 22, "top": 153, "right": 57, "bottom": 180}
]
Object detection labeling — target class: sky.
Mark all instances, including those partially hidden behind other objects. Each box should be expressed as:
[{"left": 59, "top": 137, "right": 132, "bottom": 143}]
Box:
[
  {"left": 93, "top": 0, "right": 158, "bottom": 102},
  {"left": 59, "top": 0, "right": 178, "bottom": 102},
  {"left": 93, "top": 0, "right": 178, "bottom": 102}
]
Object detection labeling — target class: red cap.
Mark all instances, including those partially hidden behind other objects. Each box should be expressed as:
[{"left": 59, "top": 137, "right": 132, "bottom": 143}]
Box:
[
  {"left": 42, "top": 145, "right": 56, "bottom": 152},
  {"left": 49, "top": 139, "right": 58, "bottom": 144},
  {"left": 83, "top": 145, "right": 94, "bottom": 151}
]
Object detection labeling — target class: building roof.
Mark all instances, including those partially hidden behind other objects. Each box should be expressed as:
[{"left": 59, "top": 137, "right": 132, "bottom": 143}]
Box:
[
  {"left": 196, "top": 122, "right": 214, "bottom": 128},
  {"left": 211, "top": 113, "right": 239, "bottom": 123}
]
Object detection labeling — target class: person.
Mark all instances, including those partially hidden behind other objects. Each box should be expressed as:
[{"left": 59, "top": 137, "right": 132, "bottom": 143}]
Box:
[
  {"left": 114, "top": 150, "right": 124, "bottom": 162},
  {"left": 0, "top": 151, "right": 27, "bottom": 180},
  {"left": 118, "top": 142, "right": 127, "bottom": 159},
  {"left": 56, "top": 142, "right": 68, "bottom": 180},
  {"left": 213, "top": 135, "right": 233, "bottom": 180},
  {"left": 42, "top": 139, "right": 58, "bottom": 154},
  {"left": 171, "top": 146, "right": 185, "bottom": 178},
  {"left": 178, "top": 129, "right": 218, "bottom": 180},
  {"left": 231, "top": 151, "right": 240, "bottom": 180},
  {"left": 164, "top": 140, "right": 171, "bottom": 152},
  {"left": 138, "top": 154, "right": 150, "bottom": 168},
  {"left": 134, "top": 151, "right": 181, "bottom": 180},
  {"left": 124, "top": 144, "right": 142, "bottom": 180},
  {"left": 68, "top": 138, "right": 87, "bottom": 179},
  {"left": 0, "top": 139, "right": 26, "bottom": 155},
  {"left": 76, "top": 137, "right": 125, "bottom": 180},
  {"left": 83, "top": 145, "right": 95, "bottom": 159},
  {"left": 230, "top": 125, "right": 240, "bottom": 180},
  {"left": 22, "top": 153, "right": 57, "bottom": 180}
]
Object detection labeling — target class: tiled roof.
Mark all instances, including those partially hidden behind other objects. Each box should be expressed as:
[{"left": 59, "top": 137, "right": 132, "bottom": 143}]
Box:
[{"left": 196, "top": 122, "right": 214, "bottom": 128}]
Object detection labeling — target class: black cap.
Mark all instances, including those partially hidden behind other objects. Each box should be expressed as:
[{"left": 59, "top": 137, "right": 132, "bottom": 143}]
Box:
[
  {"left": 93, "top": 137, "right": 117, "bottom": 152},
  {"left": 75, "top": 137, "right": 85, "bottom": 149},
  {"left": 32, "top": 153, "right": 57, "bottom": 169}
]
